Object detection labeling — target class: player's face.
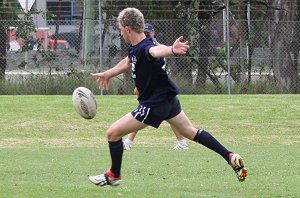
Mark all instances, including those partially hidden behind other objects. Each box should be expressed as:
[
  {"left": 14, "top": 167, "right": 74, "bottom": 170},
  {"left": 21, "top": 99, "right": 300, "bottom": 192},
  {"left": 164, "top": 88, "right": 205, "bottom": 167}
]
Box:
[
  {"left": 118, "top": 22, "right": 130, "bottom": 43},
  {"left": 144, "top": 31, "right": 155, "bottom": 39}
]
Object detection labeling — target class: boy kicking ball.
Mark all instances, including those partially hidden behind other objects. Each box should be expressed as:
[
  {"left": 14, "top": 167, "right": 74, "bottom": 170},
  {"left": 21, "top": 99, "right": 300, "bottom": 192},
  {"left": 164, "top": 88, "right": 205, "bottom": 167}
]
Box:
[{"left": 89, "top": 7, "right": 247, "bottom": 187}]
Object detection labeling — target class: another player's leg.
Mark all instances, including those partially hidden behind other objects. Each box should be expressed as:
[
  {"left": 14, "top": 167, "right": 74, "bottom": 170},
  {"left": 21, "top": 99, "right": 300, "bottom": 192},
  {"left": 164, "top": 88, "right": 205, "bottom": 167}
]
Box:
[
  {"left": 89, "top": 113, "right": 147, "bottom": 187},
  {"left": 170, "top": 125, "right": 189, "bottom": 150},
  {"left": 167, "top": 111, "right": 247, "bottom": 182},
  {"left": 123, "top": 131, "right": 138, "bottom": 150}
]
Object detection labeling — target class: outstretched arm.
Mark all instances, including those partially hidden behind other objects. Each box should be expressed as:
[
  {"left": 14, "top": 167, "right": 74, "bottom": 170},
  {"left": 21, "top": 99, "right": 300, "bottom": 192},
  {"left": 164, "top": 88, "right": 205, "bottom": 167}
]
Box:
[
  {"left": 90, "top": 57, "right": 130, "bottom": 90},
  {"left": 149, "top": 36, "right": 189, "bottom": 58}
]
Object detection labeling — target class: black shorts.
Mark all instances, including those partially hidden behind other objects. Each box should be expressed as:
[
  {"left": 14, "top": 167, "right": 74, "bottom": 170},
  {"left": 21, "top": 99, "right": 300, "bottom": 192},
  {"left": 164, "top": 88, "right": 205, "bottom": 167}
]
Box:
[{"left": 131, "top": 96, "right": 182, "bottom": 128}]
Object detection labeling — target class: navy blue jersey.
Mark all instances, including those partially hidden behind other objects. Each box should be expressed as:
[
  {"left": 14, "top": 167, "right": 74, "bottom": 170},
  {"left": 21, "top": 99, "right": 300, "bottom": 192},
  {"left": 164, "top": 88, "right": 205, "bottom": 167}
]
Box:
[{"left": 128, "top": 36, "right": 179, "bottom": 107}]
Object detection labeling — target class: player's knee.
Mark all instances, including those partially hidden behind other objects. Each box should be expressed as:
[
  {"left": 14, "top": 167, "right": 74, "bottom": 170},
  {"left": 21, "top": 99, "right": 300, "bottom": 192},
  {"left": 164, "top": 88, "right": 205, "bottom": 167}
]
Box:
[
  {"left": 106, "top": 125, "right": 121, "bottom": 141},
  {"left": 181, "top": 127, "right": 198, "bottom": 140}
]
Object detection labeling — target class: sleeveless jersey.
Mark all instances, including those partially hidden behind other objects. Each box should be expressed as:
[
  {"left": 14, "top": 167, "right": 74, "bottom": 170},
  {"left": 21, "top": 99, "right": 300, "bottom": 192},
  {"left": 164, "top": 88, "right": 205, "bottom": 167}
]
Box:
[{"left": 128, "top": 36, "right": 179, "bottom": 107}]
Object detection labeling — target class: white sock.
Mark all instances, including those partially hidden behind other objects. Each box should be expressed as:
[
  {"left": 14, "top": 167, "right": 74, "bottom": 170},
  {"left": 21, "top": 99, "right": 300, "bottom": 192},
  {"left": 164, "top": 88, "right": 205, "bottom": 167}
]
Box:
[
  {"left": 178, "top": 139, "right": 188, "bottom": 147},
  {"left": 124, "top": 138, "right": 133, "bottom": 146}
]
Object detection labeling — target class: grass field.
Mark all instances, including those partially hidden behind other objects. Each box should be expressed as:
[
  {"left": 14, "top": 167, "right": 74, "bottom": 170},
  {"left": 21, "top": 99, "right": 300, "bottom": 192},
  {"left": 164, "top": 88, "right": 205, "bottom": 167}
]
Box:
[{"left": 0, "top": 95, "right": 299, "bottom": 198}]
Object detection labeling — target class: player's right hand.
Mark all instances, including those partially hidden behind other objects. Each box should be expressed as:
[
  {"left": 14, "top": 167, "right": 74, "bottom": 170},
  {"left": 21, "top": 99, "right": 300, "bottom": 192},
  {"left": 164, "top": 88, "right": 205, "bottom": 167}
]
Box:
[{"left": 90, "top": 72, "right": 109, "bottom": 91}]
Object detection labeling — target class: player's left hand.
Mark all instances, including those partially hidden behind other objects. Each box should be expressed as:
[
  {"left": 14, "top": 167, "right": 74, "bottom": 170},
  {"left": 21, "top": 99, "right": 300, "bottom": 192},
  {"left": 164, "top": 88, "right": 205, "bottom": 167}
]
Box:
[{"left": 172, "top": 36, "right": 189, "bottom": 55}]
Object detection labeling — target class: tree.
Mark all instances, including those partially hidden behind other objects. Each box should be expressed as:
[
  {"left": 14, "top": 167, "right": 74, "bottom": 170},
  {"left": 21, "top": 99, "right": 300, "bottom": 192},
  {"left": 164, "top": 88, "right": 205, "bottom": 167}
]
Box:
[
  {"left": 194, "top": 0, "right": 221, "bottom": 92},
  {"left": 0, "top": 0, "right": 18, "bottom": 79},
  {"left": 0, "top": 0, "right": 10, "bottom": 79},
  {"left": 235, "top": 0, "right": 299, "bottom": 92},
  {"left": 99, "top": 0, "right": 300, "bottom": 93},
  {"left": 0, "top": 0, "right": 34, "bottom": 79},
  {"left": 0, "top": 22, "right": 6, "bottom": 80},
  {"left": 267, "top": 0, "right": 299, "bottom": 92}
]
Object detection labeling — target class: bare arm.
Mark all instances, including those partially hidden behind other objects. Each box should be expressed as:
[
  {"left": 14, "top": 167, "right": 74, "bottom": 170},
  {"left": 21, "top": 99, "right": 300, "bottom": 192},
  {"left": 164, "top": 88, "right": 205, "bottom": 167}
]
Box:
[
  {"left": 149, "top": 36, "right": 189, "bottom": 58},
  {"left": 90, "top": 57, "right": 130, "bottom": 90},
  {"left": 103, "top": 57, "right": 131, "bottom": 78}
]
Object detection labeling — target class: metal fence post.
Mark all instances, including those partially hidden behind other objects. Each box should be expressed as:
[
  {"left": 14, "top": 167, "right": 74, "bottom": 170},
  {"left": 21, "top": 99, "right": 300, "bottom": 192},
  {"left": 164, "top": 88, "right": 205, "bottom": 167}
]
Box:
[
  {"left": 99, "top": 0, "right": 103, "bottom": 95},
  {"left": 25, "top": 0, "right": 28, "bottom": 70},
  {"left": 226, "top": 0, "right": 231, "bottom": 95}
]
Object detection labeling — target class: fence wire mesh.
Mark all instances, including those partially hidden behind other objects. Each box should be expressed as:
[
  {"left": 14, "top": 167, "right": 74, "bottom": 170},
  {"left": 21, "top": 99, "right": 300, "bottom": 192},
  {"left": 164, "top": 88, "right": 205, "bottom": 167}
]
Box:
[{"left": 1, "top": 3, "right": 300, "bottom": 94}]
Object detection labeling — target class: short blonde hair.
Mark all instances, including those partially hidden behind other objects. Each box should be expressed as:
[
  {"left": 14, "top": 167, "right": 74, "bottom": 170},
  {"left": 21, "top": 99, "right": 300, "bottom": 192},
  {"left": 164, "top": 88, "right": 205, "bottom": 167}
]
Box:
[{"left": 117, "top": 8, "right": 144, "bottom": 33}]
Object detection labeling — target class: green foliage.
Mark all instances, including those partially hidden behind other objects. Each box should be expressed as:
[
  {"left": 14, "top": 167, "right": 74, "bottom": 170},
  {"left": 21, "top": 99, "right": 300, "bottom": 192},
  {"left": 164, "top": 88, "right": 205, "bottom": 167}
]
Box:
[
  {"left": 42, "top": 9, "right": 56, "bottom": 22},
  {"left": 0, "top": 71, "right": 98, "bottom": 95},
  {"left": 0, "top": 70, "right": 296, "bottom": 95},
  {"left": 0, "top": 0, "right": 19, "bottom": 20},
  {"left": 15, "top": 12, "right": 36, "bottom": 51}
]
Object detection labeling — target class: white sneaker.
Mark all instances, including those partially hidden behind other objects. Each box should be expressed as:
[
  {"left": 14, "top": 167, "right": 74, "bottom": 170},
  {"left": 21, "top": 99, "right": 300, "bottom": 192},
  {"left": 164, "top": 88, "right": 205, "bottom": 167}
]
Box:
[
  {"left": 89, "top": 170, "right": 122, "bottom": 187},
  {"left": 171, "top": 144, "right": 189, "bottom": 150},
  {"left": 229, "top": 153, "right": 248, "bottom": 182},
  {"left": 123, "top": 141, "right": 132, "bottom": 150}
]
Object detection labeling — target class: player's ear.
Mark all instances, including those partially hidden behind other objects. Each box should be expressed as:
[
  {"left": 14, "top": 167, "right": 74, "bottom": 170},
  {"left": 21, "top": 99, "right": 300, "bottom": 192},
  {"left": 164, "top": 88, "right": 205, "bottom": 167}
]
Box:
[{"left": 125, "top": 26, "right": 131, "bottom": 33}]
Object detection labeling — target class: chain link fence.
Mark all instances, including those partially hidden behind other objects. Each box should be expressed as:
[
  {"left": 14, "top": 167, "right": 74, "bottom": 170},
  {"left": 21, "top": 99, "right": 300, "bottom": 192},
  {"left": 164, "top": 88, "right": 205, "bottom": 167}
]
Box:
[{"left": 1, "top": 17, "right": 300, "bottom": 94}]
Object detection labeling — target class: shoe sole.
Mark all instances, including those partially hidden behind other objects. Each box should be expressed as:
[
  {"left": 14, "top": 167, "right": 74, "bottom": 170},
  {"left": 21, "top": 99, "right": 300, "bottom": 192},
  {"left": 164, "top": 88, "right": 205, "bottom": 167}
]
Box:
[
  {"left": 88, "top": 177, "right": 121, "bottom": 187},
  {"left": 238, "top": 167, "right": 247, "bottom": 182},
  {"left": 110, "top": 180, "right": 122, "bottom": 186},
  {"left": 237, "top": 158, "right": 247, "bottom": 182},
  {"left": 88, "top": 176, "right": 106, "bottom": 186}
]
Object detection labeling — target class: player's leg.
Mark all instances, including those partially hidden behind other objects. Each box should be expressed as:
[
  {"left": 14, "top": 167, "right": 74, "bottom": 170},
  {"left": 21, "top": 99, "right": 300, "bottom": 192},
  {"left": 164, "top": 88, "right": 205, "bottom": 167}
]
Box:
[
  {"left": 123, "top": 86, "right": 140, "bottom": 150},
  {"left": 107, "top": 113, "right": 147, "bottom": 176},
  {"left": 167, "top": 111, "right": 247, "bottom": 182},
  {"left": 170, "top": 125, "right": 189, "bottom": 150},
  {"left": 127, "top": 131, "right": 138, "bottom": 141},
  {"left": 107, "top": 113, "right": 147, "bottom": 141},
  {"left": 123, "top": 131, "right": 138, "bottom": 150},
  {"left": 89, "top": 113, "right": 147, "bottom": 186},
  {"left": 167, "top": 111, "right": 230, "bottom": 160}
]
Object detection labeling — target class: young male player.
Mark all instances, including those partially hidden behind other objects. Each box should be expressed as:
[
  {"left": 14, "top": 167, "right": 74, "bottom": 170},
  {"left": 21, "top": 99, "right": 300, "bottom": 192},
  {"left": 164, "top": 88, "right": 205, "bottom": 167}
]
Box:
[
  {"left": 89, "top": 7, "right": 247, "bottom": 187},
  {"left": 123, "top": 22, "right": 189, "bottom": 151}
]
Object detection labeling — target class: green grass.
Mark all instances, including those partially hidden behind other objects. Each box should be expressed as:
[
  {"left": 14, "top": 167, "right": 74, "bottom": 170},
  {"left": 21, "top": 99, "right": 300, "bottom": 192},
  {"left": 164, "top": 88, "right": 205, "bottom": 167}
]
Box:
[{"left": 0, "top": 95, "right": 299, "bottom": 197}]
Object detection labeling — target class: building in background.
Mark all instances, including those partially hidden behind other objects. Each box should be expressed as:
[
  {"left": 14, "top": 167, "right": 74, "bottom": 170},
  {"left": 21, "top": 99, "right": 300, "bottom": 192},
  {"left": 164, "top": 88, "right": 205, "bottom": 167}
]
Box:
[
  {"left": 46, "top": 0, "right": 82, "bottom": 25},
  {"left": 19, "top": 0, "right": 83, "bottom": 33}
]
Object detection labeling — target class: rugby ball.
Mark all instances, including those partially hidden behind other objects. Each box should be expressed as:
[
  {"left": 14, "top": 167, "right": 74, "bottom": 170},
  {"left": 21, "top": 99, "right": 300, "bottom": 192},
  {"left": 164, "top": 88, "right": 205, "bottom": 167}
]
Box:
[{"left": 72, "top": 87, "right": 97, "bottom": 119}]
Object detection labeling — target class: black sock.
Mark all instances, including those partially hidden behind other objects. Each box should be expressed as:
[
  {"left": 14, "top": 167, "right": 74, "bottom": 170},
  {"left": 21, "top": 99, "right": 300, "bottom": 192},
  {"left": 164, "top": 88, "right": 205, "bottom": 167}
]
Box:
[
  {"left": 108, "top": 139, "right": 123, "bottom": 177},
  {"left": 193, "top": 130, "right": 231, "bottom": 162}
]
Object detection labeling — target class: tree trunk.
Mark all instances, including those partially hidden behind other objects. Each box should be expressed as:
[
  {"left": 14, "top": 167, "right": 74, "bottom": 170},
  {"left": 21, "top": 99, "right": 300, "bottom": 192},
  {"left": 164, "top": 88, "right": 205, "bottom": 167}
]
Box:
[
  {"left": 0, "top": 0, "right": 7, "bottom": 80},
  {"left": 289, "top": 0, "right": 300, "bottom": 93},
  {"left": 168, "top": 20, "right": 193, "bottom": 89},
  {"left": 194, "top": 2, "right": 212, "bottom": 91},
  {"left": 271, "top": 0, "right": 296, "bottom": 91},
  {"left": 0, "top": 25, "right": 6, "bottom": 80}
]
